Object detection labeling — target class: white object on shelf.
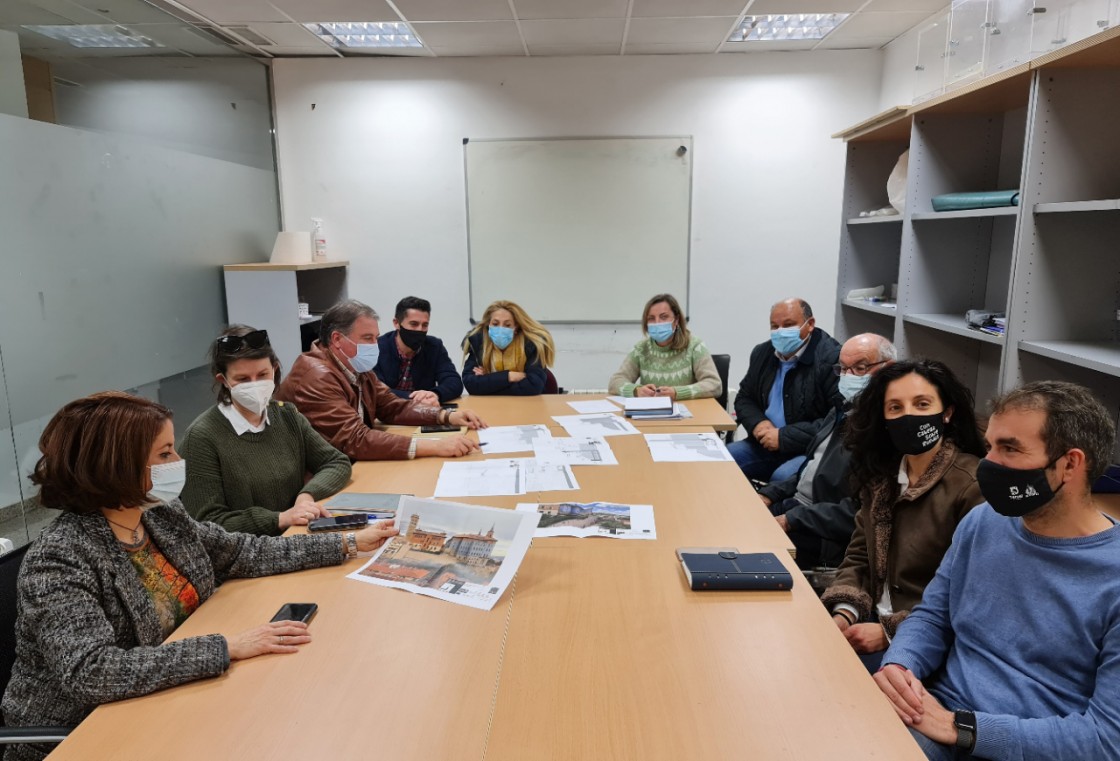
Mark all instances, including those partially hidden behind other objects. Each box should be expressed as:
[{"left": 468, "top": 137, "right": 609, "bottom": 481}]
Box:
[
  {"left": 298, "top": 302, "right": 310, "bottom": 318},
  {"left": 845, "top": 285, "right": 885, "bottom": 300},
  {"left": 311, "top": 217, "right": 328, "bottom": 262},
  {"left": 270, "top": 231, "right": 312, "bottom": 264}
]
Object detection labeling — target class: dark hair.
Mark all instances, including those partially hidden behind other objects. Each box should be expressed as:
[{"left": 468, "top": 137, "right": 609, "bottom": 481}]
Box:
[
  {"left": 395, "top": 296, "right": 431, "bottom": 322},
  {"left": 32, "top": 392, "right": 174, "bottom": 515},
  {"left": 209, "top": 324, "right": 281, "bottom": 405},
  {"left": 319, "top": 299, "right": 378, "bottom": 345},
  {"left": 990, "top": 381, "right": 1116, "bottom": 485},
  {"left": 641, "top": 293, "right": 691, "bottom": 352},
  {"left": 844, "top": 358, "right": 986, "bottom": 488}
]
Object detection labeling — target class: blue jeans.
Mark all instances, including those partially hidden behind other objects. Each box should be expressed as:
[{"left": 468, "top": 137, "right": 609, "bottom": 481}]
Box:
[{"left": 727, "top": 438, "right": 805, "bottom": 482}]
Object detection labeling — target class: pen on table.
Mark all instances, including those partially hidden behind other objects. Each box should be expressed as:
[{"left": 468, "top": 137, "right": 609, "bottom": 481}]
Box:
[{"left": 364, "top": 512, "right": 396, "bottom": 521}]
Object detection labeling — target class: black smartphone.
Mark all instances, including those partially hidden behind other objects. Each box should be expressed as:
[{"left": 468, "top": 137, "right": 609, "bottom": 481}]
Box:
[
  {"left": 420, "top": 424, "right": 461, "bottom": 433},
  {"left": 440, "top": 402, "right": 459, "bottom": 410},
  {"left": 270, "top": 603, "right": 318, "bottom": 624},
  {"left": 307, "top": 514, "right": 367, "bottom": 532}
]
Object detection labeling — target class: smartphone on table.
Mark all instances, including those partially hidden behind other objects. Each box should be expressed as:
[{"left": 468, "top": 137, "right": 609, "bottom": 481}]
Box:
[
  {"left": 307, "top": 514, "right": 368, "bottom": 532},
  {"left": 270, "top": 603, "right": 318, "bottom": 624}
]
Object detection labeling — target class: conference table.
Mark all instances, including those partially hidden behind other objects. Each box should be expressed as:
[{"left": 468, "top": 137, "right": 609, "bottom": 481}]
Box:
[{"left": 48, "top": 396, "right": 924, "bottom": 760}]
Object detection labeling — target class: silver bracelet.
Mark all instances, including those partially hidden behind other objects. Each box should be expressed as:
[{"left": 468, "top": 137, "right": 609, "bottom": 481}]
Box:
[{"left": 344, "top": 531, "right": 358, "bottom": 558}]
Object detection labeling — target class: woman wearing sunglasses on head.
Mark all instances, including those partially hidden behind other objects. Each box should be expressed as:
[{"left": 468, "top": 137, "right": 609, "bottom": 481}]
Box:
[
  {"left": 178, "top": 325, "right": 352, "bottom": 536},
  {"left": 0, "top": 391, "right": 396, "bottom": 761}
]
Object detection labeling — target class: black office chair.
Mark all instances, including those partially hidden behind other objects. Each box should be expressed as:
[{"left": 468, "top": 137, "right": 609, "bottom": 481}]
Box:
[
  {"left": 710, "top": 353, "right": 733, "bottom": 443},
  {"left": 544, "top": 369, "right": 561, "bottom": 395},
  {"left": 0, "top": 543, "right": 71, "bottom": 750}
]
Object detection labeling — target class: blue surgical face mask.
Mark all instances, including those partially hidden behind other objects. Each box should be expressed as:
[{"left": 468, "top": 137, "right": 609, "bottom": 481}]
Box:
[
  {"left": 489, "top": 325, "right": 515, "bottom": 350},
  {"left": 345, "top": 337, "right": 380, "bottom": 374},
  {"left": 647, "top": 321, "right": 675, "bottom": 344},
  {"left": 770, "top": 323, "right": 808, "bottom": 357},
  {"left": 838, "top": 373, "right": 871, "bottom": 402}
]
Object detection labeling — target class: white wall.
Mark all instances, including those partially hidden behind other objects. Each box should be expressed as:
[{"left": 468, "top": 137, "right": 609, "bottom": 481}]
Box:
[
  {"left": 272, "top": 52, "right": 883, "bottom": 391},
  {"left": 0, "top": 30, "right": 28, "bottom": 119}
]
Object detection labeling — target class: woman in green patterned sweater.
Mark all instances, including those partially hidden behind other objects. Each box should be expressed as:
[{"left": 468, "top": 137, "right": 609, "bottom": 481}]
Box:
[
  {"left": 608, "top": 293, "right": 722, "bottom": 401},
  {"left": 179, "top": 325, "right": 352, "bottom": 536}
]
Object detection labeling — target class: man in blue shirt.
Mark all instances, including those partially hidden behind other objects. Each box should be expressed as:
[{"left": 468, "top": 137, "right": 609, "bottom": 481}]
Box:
[
  {"left": 874, "top": 380, "right": 1120, "bottom": 761},
  {"left": 375, "top": 296, "right": 464, "bottom": 405}
]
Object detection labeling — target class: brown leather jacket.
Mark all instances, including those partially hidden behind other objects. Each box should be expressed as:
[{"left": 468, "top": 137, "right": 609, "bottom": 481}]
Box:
[
  {"left": 821, "top": 440, "right": 983, "bottom": 638},
  {"left": 275, "top": 341, "right": 439, "bottom": 460}
]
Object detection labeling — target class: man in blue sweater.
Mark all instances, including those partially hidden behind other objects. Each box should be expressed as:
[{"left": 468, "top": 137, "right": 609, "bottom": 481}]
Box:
[
  {"left": 874, "top": 380, "right": 1120, "bottom": 760},
  {"left": 375, "top": 296, "right": 464, "bottom": 405}
]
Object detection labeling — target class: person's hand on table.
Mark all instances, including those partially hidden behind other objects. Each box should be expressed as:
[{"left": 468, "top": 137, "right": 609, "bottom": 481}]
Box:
[
  {"left": 354, "top": 519, "right": 398, "bottom": 553},
  {"left": 874, "top": 664, "right": 930, "bottom": 729},
  {"left": 278, "top": 495, "right": 328, "bottom": 529},
  {"left": 655, "top": 386, "right": 678, "bottom": 400},
  {"left": 759, "top": 494, "right": 774, "bottom": 508},
  {"left": 844, "top": 622, "right": 888, "bottom": 653},
  {"left": 832, "top": 613, "right": 852, "bottom": 632},
  {"left": 451, "top": 409, "right": 488, "bottom": 429},
  {"left": 227, "top": 620, "right": 310, "bottom": 660},
  {"left": 434, "top": 435, "right": 481, "bottom": 458},
  {"left": 775, "top": 514, "right": 790, "bottom": 532},
  {"left": 635, "top": 384, "right": 658, "bottom": 397},
  {"left": 409, "top": 390, "right": 440, "bottom": 406}
]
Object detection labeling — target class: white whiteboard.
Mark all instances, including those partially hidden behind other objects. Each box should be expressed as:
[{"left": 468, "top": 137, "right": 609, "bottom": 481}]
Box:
[{"left": 465, "top": 137, "right": 692, "bottom": 323}]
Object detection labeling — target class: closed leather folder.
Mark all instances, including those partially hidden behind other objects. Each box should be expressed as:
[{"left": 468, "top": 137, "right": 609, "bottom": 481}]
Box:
[{"left": 677, "top": 549, "right": 793, "bottom": 591}]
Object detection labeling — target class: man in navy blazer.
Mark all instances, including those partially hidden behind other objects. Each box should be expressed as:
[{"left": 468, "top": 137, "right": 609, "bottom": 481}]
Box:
[{"left": 375, "top": 296, "right": 464, "bottom": 405}]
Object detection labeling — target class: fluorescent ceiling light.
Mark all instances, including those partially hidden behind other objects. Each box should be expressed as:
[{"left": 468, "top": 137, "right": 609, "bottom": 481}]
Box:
[
  {"left": 305, "top": 22, "right": 423, "bottom": 49},
  {"left": 729, "top": 14, "right": 850, "bottom": 42},
  {"left": 22, "top": 24, "right": 164, "bottom": 48}
]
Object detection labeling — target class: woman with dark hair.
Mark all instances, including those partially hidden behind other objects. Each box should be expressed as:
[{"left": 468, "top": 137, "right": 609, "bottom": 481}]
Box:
[
  {"left": 607, "top": 293, "right": 722, "bottom": 400},
  {"left": 178, "top": 325, "right": 352, "bottom": 535},
  {"left": 821, "top": 359, "right": 985, "bottom": 671},
  {"left": 1, "top": 391, "right": 396, "bottom": 761}
]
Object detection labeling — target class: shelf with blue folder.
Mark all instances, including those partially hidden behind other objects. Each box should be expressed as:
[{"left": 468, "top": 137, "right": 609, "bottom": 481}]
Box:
[
  {"left": 910, "top": 206, "right": 1019, "bottom": 221},
  {"left": 903, "top": 314, "right": 1004, "bottom": 346}
]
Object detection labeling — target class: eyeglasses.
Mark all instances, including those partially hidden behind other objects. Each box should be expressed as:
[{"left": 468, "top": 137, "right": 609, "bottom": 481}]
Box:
[
  {"left": 832, "top": 360, "right": 887, "bottom": 377},
  {"left": 215, "top": 329, "right": 270, "bottom": 354}
]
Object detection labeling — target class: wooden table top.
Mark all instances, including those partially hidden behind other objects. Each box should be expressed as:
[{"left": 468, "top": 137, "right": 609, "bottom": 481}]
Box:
[{"left": 455, "top": 394, "right": 737, "bottom": 432}]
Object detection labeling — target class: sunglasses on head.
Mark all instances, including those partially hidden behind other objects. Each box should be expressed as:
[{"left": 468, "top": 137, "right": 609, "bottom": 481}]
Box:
[{"left": 215, "top": 329, "right": 270, "bottom": 354}]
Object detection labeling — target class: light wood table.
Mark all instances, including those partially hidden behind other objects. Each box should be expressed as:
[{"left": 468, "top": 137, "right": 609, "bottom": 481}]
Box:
[{"left": 456, "top": 394, "right": 736, "bottom": 432}]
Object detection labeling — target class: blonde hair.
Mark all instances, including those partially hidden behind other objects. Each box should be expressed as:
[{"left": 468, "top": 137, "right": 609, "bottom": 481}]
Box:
[
  {"left": 464, "top": 300, "right": 555, "bottom": 371},
  {"left": 642, "top": 293, "right": 691, "bottom": 352}
]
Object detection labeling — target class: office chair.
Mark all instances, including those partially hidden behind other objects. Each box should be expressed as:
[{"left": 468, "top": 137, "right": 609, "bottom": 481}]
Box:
[
  {"left": 544, "top": 369, "right": 561, "bottom": 395},
  {"left": 0, "top": 543, "right": 71, "bottom": 750},
  {"left": 710, "top": 353, "right": 733, "bottom": 443}
]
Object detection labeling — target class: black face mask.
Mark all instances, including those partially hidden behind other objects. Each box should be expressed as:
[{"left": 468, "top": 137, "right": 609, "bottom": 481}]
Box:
[
  {"left": 398, "top": 327, "right": 426, "bottom": 351},
  {"left": 976, "top": 458, "right": 1064, "bottom": 517},
  {"left": 885, "top": 413, "right": 945, "bottom": 455}
]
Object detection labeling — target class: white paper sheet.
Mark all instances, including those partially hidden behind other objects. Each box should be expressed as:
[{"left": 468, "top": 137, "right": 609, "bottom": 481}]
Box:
[
  {"left": 348, "top": 497, "right": 540, "bottom": 611},
  {"left": 478, "top": 424, "right": 552, "bottom": 455},
  {"left": 523, "top": 460, "right": 581, "bottom": 492},
  {"left": 532, "top": 436, "right": 618, "bottom": 466},
  {"left": 516, "top": 502, "right": 656, "bottom": 540},
  {"left": 566, "top": 399, "right": 621, "bottom": 414},
  {"left": 606, "top": 396, "right": 629, "bottom": 406},
  {"left": 644, "top": 432, "right": 734, "bottom": 463},
  {"left": 433, "top": 459, "right": 526, "bottom": 496},
  {"left": 551, "top": 413, "right": 640, "bottom": 438},
  {"left": 623, "top": 397, "right": 673, "bottom": 411}
]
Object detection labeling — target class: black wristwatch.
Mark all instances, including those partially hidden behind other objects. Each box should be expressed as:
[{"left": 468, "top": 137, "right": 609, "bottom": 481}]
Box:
[{"left": 954, "top": 710, "right": 977, "bottom": 753}]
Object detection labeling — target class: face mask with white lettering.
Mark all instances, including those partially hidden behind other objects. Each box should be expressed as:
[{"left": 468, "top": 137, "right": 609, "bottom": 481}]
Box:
[
  {"left": 884, "top": 413, "right": 945, "bottom": 455},
  {"left": 976, "top": 458, "right": 1064, "bottom": 517}
]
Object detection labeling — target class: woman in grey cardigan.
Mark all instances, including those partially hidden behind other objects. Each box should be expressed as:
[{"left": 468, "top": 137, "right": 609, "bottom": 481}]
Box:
[{"left": 1, "top": 392, "right": 397, "bottom": 761}]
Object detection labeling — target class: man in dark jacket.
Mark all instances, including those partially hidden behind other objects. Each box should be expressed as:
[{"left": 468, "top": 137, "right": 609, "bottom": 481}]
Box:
[
  {"left": 757, "top": 333, "right": 896, "bottom": 569},
  {"left": 729, "top": 298, "right": 842, "bottom": 482},
  {"left": 375, "top": 296, "right": 464, "bottom": 405}
]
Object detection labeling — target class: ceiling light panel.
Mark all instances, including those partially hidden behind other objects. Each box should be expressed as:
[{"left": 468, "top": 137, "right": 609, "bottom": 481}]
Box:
[
  {"left": 729, "top": 13, "right": 849, "bottom": 41},
  {"left": 304, "top": 21, "right": 423, "bottom": 48},
  {"left": 21, "top": 24, "right": 164, "bottom": 47}
]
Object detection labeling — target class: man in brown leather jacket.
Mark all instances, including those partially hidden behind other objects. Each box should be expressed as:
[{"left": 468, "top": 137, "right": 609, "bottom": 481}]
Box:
[{"left": 276, "top": 299, "right": 487, "bottom": 460}]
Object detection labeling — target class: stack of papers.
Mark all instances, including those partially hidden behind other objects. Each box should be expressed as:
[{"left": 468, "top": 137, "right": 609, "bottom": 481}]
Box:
[{"left": 623, "top": 397, "right": 673, "bottom": 418}]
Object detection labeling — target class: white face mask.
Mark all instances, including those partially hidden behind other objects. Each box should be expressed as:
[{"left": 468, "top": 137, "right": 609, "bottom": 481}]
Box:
[
  {"left": 229, "top": 379, "right": 274, "bottom": 416},
  {"left": 147, "top": 459, "right": 187, "bottom": 504}
]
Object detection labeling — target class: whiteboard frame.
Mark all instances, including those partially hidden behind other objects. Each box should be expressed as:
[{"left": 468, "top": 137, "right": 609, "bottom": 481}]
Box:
[{"left": 463, "top": 135, "right": 693, "bottom": 324}]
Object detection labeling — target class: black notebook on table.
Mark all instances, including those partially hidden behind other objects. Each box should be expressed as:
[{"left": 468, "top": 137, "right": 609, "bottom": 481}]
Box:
[{"left": 676, "top": 548, "right": 793, "bottom": 591}]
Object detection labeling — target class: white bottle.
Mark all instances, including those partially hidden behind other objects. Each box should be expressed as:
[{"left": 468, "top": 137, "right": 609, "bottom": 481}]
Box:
[{"left": 311, "top": 217, "right": 327, "bottom": 262}]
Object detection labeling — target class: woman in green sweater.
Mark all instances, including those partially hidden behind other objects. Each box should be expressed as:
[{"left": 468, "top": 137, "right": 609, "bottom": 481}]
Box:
[
  {"left": 179, "top": 325, "right": 352, "bottom": 535},
  {"left": 608, "top": 293, "right": 722, "bottom": 401}
]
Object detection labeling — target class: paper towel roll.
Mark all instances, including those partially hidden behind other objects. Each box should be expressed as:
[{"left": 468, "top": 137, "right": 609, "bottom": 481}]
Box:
[{"left": 270, "top": 231, "right": 312, "bottom": 264}]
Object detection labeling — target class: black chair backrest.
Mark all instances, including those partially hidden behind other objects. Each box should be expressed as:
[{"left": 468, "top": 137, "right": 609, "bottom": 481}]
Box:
[
  {"left": 544, "top": 368, "right": 560, "bottom": 395},
  {"left": 711, "top": 353, "right": 731, "bottom": 412},
  {"left": 0, "top": 544, "right": 29, "bottom": 721}
]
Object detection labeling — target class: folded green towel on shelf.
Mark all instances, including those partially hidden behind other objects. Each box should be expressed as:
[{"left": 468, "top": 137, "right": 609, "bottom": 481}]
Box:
[{"left": 931, "top": 190, "right": 1020, "bottom": 212}]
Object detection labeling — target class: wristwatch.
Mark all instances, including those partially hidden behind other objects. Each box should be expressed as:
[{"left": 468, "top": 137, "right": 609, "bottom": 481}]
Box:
[{"left": 954, "top": 710, "right": 977, "bottom": 753}]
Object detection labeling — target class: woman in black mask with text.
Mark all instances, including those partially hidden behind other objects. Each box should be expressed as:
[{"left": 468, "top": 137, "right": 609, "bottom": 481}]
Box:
[{"left": 821, "top": 359, "right": 986, "bottom": 672}]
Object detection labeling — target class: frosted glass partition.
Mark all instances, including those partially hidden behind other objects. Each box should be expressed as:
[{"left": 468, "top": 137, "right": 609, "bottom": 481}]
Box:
[
  {"left": 0, "top": 113, "right": 280, "bottom": 548},
  {"left": 986, "top": 0, "right": 1035, "bottom": 74}
]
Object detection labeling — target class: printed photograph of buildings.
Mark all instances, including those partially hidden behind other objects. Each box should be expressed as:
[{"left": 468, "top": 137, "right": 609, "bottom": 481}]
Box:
[{"left": 535, "top": 502, "right": 632, "bottom": 532}]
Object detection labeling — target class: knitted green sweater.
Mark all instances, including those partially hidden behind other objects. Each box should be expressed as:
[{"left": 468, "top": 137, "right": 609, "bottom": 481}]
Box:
[
  {"left": 179, "top": 402, "right": 352, "bottom": 536},
  {"left": 607, "top": 334, "right": 722, "bottom": 401}
]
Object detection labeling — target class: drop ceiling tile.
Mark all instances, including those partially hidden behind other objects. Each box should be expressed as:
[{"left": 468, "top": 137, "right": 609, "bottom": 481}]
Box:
[
  {"left": 0, "top": 0, "right": 101, "bottom": 24},
  {"left": 829, "top": 11, "right": 933, "bottom": 38},
  {"left": 631, "top": 0, "right": 750, "bottom": 17},
  {"left": 134, "top": 23, "right": 243, "bottom": 54},
  {"left": 863, "top": 0, "right": 948, "bottom": 12},
  {"left": 519, "top": 17, "right": 625, "bottom": 44},
  {"left": 411, "top": 20, "right": 521, "bottom": 46},
  {"left": 721, "top": 38, "right": 821, "bottom": 51},
  {"left": 172, "top": 0, "right": 288, "bottom": 23},
  {"left": 513, "top": 0, "right": 629, "bottom": 20},
  {"left": 238, "top": 22, "right": 323, "bottom": 46},
  {"left": 746, "top": 0, "right": 864, "bottom": 14},
  {"left": 428, "top": 42, "right": 527, "bottom": 55},
  {"left": 393, "top": 0, "right": 514, "bottom": 22},
  {"left": 528, "top": 42, "right": 621, "bottom": 55},
  {"left": 340, "top": 45, "right": 431, "bottom": 55},
  {"left": 261, "top": 46, "right": 337, "bottom": 55},
  {"left": 272, "top": 0, "right": 400, "bottom": 23},
  {"left": 627, "top": 16, "right": 738, "bottom": 44},
  {"left": 66, "top": 0, "right": 184, "bottom": 24},
  {"left": 624, "top": 41, "right": 719, "bottom": 53},
  {"left": 815, "top": 34, "right": 893, "bottom": 48}
]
